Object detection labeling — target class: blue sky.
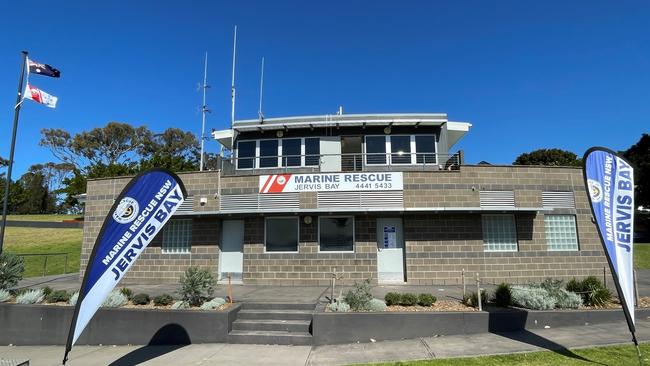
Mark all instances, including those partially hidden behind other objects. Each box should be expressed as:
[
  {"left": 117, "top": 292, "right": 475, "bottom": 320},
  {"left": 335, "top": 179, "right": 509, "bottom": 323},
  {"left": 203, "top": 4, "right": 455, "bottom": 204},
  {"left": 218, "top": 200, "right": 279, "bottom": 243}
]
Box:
[{"left": 0, "top": 1, "right": 648, "bottom": 176}]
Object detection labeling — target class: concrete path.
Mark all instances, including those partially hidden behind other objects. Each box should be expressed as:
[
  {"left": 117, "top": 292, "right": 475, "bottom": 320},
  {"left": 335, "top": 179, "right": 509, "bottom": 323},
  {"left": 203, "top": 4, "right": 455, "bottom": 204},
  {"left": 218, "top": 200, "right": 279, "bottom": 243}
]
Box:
[{"left": 2, "top": 320, "right": 650, "bottom": 365}]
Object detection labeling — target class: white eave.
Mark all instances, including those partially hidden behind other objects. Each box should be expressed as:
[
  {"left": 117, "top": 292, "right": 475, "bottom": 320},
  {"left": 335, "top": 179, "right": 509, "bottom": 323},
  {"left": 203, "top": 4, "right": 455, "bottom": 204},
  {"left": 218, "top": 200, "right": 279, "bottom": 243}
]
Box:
[
  {"left": 211, "top": 129, "right": 234, "bottom": 150},
  {"left": 447, "top": 121, "right": 472, "bottom": 147}
]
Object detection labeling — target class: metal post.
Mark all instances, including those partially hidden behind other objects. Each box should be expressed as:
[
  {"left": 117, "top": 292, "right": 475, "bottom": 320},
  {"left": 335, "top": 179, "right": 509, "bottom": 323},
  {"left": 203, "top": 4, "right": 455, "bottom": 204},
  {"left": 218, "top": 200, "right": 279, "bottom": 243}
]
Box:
[
  {"left": 634, "top": 269, "right": 639, "bottom": 308},
  {"left": 0, "top": 51, "right": 28, "bottom": 255},
  {"left": 199, "top": 52, "right": 209, "bottom": 171},
  {"left": 476, "top": 272, "right": 482, "bottom": 311},
  {"left": 331, "top": 267, "right": 336, "bottom": 303},
  {"left": 461, "top": 269, "right": 466, "bottom": 298},
  {"left": 64, "top": 254, "right": 69, "bottom": 274},
  {"left": 43, "top": 255, "right": 48, "bottom": 277},
  {"left": 604, "top": 266, "right": 607, "bottom": 289},
  {"left": 227, "top": 272, "right": 233, "bottom": 304}
]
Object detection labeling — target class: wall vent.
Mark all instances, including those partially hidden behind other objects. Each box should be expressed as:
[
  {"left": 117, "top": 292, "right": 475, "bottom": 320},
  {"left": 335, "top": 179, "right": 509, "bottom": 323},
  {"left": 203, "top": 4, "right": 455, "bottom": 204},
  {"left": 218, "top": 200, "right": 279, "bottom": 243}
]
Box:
[
  {"left": 480, "top": 191, "right": 515, "bottom": 208},
  {"left": 542, "top": 191, "right": 575, "bottom": 209},
  {"left": 317, "top": 191, "right": 403, "bottom": 209},
  {"left": 220, "top": 193, "right": 300, "bottom": 212},
  {"left": 174, "top": 196, "right": 194, "bottom": 215}
]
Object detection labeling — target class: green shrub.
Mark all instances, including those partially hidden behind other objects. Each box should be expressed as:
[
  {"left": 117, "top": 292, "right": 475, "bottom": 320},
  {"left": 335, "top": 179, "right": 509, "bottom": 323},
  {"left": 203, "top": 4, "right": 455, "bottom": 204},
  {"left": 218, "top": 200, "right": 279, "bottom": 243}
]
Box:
[
  {"left": 566, "top": 278, "right": 582, "bottom": 294},
  {"left": 0, "top": 252, "right": 25, "bottom": 289},
  {"left": 384, "top": 292, "right": 401, "bottom": 306},
  {"left": 0, "top": 288, "right": 11, "bottom": 302},
  {"left": 588, "top": 287, "right": 612, "bottom": 307},
  {"left": 368, "top": 298, "right": 387, "bottom": 311},
  {"left": 46, "top": 290, "right": 69, "bottom": 303},
  {"left": 417, "top": 293, "right": 437, "bottom": 307},
  {"left": 343, "top": 279, "right": 373, "bottom": 311},
  {"left": 493, "top": 283, "right": 512, "bottom": 307},
  {"left": 41, "top": 286, "right": 53, "bottom": 297},
  {"left": 511, "top": 286, "right": 555, "bottom": 310},
  {"left": 68, "top": 292, "right": 79, "bottom": 306},
  {"left": 179, "top": 267, "right": 215, "bottom": 306},
  {"left": 540, "top": 278, "right": 565, "bottom": 298},
  {"left": 131, "top": 293, "right": 150, "bottom": 305},
  {"left": 463, "top": 290, "right": 487, "bottom": 308},
  {"left": 120, "top": 287, "right": 133, "bottom": 300},
  {"left": 153, "top": 294, "right": 174, "bottom": 306},
  {"left": 16, "top": 289, "right": 44, "bottom": 304},
  {"left": 582, "top": 276, "right": 604, "bottom": 290},
  {"left": 400, "top": 293, "right": 418, "bottom": 306},
  {"left": 555, "top": 289, "right": 582, "bottom": 309},
  {"left": 328, "top": 300, "right": 350, "bottom": 312},
  {"left": 200, "top": 297, "right": 226, "bottom": 310},
  {"left": 171, "top": 300, "right": 189, "bottom": 310},
  {"left": 102, "top": 290, "right": 127, "bottom": 308}
]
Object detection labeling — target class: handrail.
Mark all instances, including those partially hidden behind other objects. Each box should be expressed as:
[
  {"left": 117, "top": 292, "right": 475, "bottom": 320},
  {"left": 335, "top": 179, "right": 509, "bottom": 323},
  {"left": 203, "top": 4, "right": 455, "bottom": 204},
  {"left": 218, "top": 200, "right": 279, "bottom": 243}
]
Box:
[{"left": 14, "top": 252, "right": 70, "bottom": 277}]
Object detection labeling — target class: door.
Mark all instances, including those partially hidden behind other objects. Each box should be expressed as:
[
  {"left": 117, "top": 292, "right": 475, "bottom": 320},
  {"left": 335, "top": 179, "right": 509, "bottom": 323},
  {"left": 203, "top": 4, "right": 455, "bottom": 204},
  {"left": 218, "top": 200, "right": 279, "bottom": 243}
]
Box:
[
  {"left": 341, "top": 136, "right": 362, "bottom": 171},
  {"left": 320, "top": 136, "right": 341, "bottom": 172},
  {"left": 219, "top": 220, "right": 244, "bottom": 283},
  {"left": 376, "top": 218, "right": 405, "bottom": 282}
]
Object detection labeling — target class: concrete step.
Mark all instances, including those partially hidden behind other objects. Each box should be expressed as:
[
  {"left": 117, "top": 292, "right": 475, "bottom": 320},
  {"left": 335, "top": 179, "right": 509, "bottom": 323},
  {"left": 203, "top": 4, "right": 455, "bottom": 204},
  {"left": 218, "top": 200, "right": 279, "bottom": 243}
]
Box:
[
  {"left": 232, "top": 319, "right": 311, "bottom": 332},
  {"left": 243, "top": 302, "right": 316, "bottom": 311},
  {"left": 228, "top": 330, "right": 312, "bottom": 346},
  {"left": 237, "top": 309, "right": 313, "bottom": 321}
]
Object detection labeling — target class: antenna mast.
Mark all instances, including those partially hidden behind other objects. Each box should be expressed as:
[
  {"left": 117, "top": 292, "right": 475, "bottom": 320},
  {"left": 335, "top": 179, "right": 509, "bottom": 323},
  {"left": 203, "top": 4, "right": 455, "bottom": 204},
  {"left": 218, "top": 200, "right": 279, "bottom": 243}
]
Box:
[
  {"left": 258, "top": 56, "right": 265, "bottom": 121},
  {"left": 200, "top": 52, "right": 210, "bottom": 171},
  {"left": 230, "top": 25, "right": 238, "bottom": 128}
]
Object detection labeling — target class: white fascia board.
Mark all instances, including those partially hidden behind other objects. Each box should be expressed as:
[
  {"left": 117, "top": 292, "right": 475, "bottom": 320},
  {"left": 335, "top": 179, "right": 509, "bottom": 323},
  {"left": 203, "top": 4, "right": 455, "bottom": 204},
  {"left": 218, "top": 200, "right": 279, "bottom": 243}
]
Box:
[
  {"left": 211, "top": 129, "right": 234, "bottom": 149},
  {"left": 446, "top": 121, "right": 472, "bottom": 148}
]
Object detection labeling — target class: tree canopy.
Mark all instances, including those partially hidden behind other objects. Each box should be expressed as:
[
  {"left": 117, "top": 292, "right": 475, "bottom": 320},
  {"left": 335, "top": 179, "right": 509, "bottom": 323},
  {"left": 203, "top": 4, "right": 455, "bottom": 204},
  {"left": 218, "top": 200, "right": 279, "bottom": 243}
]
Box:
[
  {"left": 513, "top": 148, "right": 581, "bottom": 167},
  {"left": 623, "top": 133, "right": 650, "bottom": 208}
]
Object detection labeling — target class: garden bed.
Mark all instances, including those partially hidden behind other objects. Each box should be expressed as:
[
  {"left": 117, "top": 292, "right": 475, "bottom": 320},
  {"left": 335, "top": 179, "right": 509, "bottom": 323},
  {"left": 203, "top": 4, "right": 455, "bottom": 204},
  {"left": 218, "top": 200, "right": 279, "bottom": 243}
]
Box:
[{"left": 386, "top": 300, "right": 477, "bottom": 312}]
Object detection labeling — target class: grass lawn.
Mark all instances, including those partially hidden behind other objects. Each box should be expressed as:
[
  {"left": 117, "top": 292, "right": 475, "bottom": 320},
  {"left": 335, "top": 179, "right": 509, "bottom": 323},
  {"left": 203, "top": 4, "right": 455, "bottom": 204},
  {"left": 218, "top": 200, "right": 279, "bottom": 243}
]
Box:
[
  {"left": 635, "top": 243, "right": 650, "bottom": 269},
  {"left": 357, "top": 343, "right": 650, "bottom": 366},
  {"left": 3, "top": 226, "right": 82, "bottom": 277},
  {"left": 5, "top": 214, "right": 81, "bottom": 222}
]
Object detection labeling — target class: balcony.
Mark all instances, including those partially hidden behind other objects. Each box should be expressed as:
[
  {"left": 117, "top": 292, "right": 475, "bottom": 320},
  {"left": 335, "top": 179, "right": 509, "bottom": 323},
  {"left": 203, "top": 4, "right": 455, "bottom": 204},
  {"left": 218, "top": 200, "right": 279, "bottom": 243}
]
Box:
[{"left": 220, "top": 152, "right": 462, "bottom": 176}]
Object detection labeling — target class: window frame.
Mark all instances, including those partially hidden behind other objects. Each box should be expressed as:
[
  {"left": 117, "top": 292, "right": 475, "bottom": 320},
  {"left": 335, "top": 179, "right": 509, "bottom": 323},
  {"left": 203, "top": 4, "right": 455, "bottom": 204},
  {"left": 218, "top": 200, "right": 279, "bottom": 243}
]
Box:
[
  {"left": 318, "top": 216, "right": 355, "bottom": 253},
  {"left": 482, "top": 214, "right": 518, "bottom": 252},
  {"left": 364, "top": 134, "right": 438, "bottom": 166},
  {"left": 544, "top": 214, "right": 580, "bottom": 251},
  {"left": 161, "top": 218, "right": 193, "bottom": 254},
  {"left": 236, "top": 137, "right": 322, "bottom": 170},
  {"left": 264, "top": 216, "right": 300, "bottom": 253},
  {"left": 414, "top": 134, "right": 438, "bottom": 165},
  {"left": 236, "top": 140, "right": 257, "bottom": 170}
]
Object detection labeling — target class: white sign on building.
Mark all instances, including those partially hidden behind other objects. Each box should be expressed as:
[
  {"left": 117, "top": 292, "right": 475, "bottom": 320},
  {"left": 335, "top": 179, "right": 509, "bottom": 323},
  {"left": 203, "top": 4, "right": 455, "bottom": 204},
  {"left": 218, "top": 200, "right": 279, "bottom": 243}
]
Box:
[{"left": 259, "top": 172, "right": 403, "bottom": 193}]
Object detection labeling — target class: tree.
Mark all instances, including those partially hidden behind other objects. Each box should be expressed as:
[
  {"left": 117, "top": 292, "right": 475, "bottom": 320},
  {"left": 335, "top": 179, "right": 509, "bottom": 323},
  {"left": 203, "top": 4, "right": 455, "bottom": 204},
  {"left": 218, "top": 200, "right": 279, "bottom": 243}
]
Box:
[
  {"left": 0, "top": 156, "right": 7, "bottom": 168},
  {"left": 513, "top": 149, "right": 581, "bottom": 167},
  {"left": 138, "top": 128, "right": 200, "bottom": 171},
  {"left": 623, "top": 133, "right": 650, "bottom": 208}
]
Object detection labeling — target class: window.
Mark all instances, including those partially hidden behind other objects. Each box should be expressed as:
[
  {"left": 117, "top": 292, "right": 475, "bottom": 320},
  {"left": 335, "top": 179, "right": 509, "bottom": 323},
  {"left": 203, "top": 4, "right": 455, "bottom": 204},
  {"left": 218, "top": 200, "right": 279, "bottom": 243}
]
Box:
[
  {"left": 365, "top": 136, "right": 387, "bottom": 165},
  {"left": 545, "top": 215, "right": 579, "bottom": 251},
  {"left": 237, "top": 141, "right": 256, "bottom": 169},
  {"left": 162, "top": 219, "right": 192, "bottom": 253},
  {"left": 265, "top": 217, "right": 299, "bottom": 252},
  {"left": 282, "top": 138, "right": 301, "bottom": 167},
  {"left": 415, "top": 135, "right": 436, "bottom": 164},
  {"left": 482, "top": 214, "right": 517, "bottom": 252},
  {"left": 259, "top": 140, "right": 279, "bottom": 168},
  {"left": 319, "top": 216, "right": 354, "bottom": 252},
  {"left": 305, "top": 138, "right": 320, "bottom": 166},
  {"left": 390, "top": 136, "right": 412, "bottom": 164}
]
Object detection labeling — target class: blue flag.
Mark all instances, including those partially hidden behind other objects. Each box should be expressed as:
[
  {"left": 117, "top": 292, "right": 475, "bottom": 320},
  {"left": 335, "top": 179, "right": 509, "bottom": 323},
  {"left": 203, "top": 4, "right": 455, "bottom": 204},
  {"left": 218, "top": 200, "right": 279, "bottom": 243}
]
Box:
[
  {"left": 583, "top": 147, "right": 635, "bottom": 334},
  {"left": 63, "top": 169, "right": 186, "bottom": 364}
]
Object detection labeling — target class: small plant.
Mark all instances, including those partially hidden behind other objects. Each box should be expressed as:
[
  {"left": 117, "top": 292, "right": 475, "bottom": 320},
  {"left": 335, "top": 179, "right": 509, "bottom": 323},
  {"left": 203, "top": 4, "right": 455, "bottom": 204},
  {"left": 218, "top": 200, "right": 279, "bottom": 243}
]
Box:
[
  {"left": 588, "top": 287, "right": 612, "bottom": 307},
  {"left": 400, "top": 293, "right": 418, "bottom": 306},
  {"left": 171, "top": 300, "right": 190, "bottom": 310},
  {"left": 384, "top": 292, "right": 401, "bottom": 306},
  {"left": 368, "top": 298, "right": 387, "bottom": 311},
  {"left": 328, "top": 300, "right": 350, "bottom": 312},
  {"left": 566, "top": 278, "right": 582, "bottom": 294},
  {"left": 511, "top": 286, "right": 555, "bottom": 310},
  {"left": 41, "top": 286, "right": 53, "bottom": 297},
  {"left": 0, "top": 288, "right": 11, "bottom": 302},
  {"left": 120, "top": 287, "right": 133, "bottom": 300},
  {"left": 555, "top": 289, "right": 582, "bottom": 309},
  {"left": 343, "top": 279, "right": 374, "bottom": 311},
  {"left": 463, "top": 290, "right": 487, "bottom": 308},
  {"left": 200, "top": 297, "right": 226, "bottom": 310},
  {"left": 153, "top": 294, "right": 174, "bottom": 306},
  {"left": 417, "top": 293, "right": 437, "bottom": 307},
  {"left": 582, "top": 276, "right": 604, "bottom": 290},
  {"left": 493, "top": 283, "right": 512, "bottom": 307},
  {"left": 0, "top": 252, "right": 25, "bottom": 289},
  {"left": 16, "top": 289, "right": 44, "bottom": 304},
  {"left": 102, "top": 290, "right": 128, "bottom": 308},
  {"left": 46, "top": 290, "right": 70, "bottom": 303},
  {"left": 68, "top": 292, "right": 79, "bottom": 306},
  {"left": 179, "top": 267, "right": 215, "bottom": 306},
  {"left": 131, "top": 293, "right": 150, "bottom": 305}
]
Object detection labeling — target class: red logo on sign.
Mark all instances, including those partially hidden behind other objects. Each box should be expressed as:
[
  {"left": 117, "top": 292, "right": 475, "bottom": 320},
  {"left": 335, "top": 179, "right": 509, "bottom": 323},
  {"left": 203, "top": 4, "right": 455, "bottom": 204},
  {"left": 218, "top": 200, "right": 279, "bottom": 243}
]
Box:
[{"left": 260, "top": 174, "right": 292, "bottom": 193}]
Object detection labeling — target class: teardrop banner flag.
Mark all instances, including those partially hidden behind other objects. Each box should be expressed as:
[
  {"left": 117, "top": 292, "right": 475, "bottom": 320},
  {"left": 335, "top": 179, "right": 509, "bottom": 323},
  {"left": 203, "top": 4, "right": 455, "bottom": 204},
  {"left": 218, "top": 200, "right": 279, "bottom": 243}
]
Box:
[
  {"left": 63, "top": 169, "right": 186, "bottom": 364},
  {"left": 583, "top": 147, "right": 638, "bottom": 348}
]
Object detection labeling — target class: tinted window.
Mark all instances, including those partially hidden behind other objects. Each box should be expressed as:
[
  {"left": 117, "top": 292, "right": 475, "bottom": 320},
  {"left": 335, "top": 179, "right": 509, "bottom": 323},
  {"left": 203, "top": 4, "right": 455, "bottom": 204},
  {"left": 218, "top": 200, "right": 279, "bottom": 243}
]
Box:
[
  {"left": 259, "top": 140, "right": 279, "bottom": 168},
  {"left": 415, "top": 135, "right": 436, "bottom": 164},
  {"left": 365, "top": 136, "right": 386, "bottom": 164},
  {"left": 266, "top": 218, "right": 298, "bottom": 252},
  {"left": 390, "top": 136, "right": 411, "bottom": 164},
  {"left": 305, "top": 138, "right": 320, "bottom": 166},
  {"left": 282, "top": 139, "right": 301, "bottom": 167},
  {"left": 319, "top": 217, "right": 354, "bottom": 251},
  {"left": 237, "top": 141, "right": 256, "bottom": 169}
]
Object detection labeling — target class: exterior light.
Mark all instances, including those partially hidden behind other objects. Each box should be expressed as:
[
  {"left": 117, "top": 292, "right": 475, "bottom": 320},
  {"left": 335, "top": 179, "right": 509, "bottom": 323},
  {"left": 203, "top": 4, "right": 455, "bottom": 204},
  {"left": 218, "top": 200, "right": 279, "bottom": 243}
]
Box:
[
  {"left": 276, "top": 130, "right": 284, "bottom": 138},
  {"left": 304, "top": 216, "right": 313, "bottom": 225},
  {"left": 383, "top": 126, "right": 391, "bottom": 134}
]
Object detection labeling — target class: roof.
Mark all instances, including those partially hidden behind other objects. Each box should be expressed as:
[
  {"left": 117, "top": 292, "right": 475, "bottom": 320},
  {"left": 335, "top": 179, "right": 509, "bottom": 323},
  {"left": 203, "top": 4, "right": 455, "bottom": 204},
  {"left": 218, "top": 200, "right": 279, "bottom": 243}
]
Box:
[{"left": 212, "top": 113, "right": 471, "bottom": 149}]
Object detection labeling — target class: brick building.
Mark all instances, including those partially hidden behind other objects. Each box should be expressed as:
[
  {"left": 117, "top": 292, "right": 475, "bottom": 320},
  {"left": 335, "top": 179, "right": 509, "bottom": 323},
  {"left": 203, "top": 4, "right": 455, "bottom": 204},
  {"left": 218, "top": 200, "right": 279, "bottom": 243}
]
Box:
[{"left": 80, "top": 113, "right": 608, "bottom": 285}]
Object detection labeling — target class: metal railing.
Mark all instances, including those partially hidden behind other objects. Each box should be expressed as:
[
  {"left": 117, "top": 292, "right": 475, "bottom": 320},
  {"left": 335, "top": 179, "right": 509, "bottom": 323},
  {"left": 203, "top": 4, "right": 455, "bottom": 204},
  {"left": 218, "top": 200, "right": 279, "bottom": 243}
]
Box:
[
  {"left": 15, "top": 252, "right": 70, "bottom": 277},
  {"left": 221, "top": 151, "right": 462, "bottom": 175}
]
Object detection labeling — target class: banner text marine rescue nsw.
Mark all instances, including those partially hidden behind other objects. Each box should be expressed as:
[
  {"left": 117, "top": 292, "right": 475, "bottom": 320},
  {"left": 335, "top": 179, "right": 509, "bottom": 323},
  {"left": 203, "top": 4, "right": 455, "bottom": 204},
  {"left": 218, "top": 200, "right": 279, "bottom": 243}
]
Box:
[
  {"left": 102, "top": 180, "right": 182, "bottom": 280},
  {"left": 259, "top": 172, "right": 404, "bottom": 193}
]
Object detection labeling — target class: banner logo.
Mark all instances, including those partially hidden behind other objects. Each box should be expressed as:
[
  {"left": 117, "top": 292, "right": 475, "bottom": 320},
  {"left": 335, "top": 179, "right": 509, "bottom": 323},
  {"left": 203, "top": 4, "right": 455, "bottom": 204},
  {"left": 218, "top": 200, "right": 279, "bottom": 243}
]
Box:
[
  {"left": 587, "top": 179, "right": 603, "bottom": 203},
  {"left": 112, "top": 197, "right": 139, "bottom": 224}
]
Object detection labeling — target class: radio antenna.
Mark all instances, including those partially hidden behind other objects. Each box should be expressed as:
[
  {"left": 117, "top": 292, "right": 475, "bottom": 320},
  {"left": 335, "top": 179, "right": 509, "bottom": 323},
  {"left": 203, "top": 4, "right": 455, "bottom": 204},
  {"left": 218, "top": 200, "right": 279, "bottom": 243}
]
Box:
[
  {"left": 199, "top": 52, "right": 210, "bottom": 171},
  {"left": 258, "top": 56, "right": 265, "bottom": 122},
  {"left": 230, "top": 25, "right": 238, "bottom": 128}
]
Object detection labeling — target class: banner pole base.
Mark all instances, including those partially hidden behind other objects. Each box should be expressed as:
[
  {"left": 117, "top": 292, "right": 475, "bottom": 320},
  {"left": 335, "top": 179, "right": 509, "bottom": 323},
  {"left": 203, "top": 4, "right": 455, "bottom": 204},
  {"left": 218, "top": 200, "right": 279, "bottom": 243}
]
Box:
[{"left": 633, "top": 333, "right": 644, "bottom": 366}]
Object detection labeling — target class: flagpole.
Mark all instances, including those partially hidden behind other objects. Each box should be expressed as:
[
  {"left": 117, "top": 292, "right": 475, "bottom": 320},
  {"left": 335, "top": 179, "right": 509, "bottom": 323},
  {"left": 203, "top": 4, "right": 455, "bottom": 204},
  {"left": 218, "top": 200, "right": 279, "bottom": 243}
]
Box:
[{"left": 0, "top": 50, "right": 28, "bottom": 255}]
